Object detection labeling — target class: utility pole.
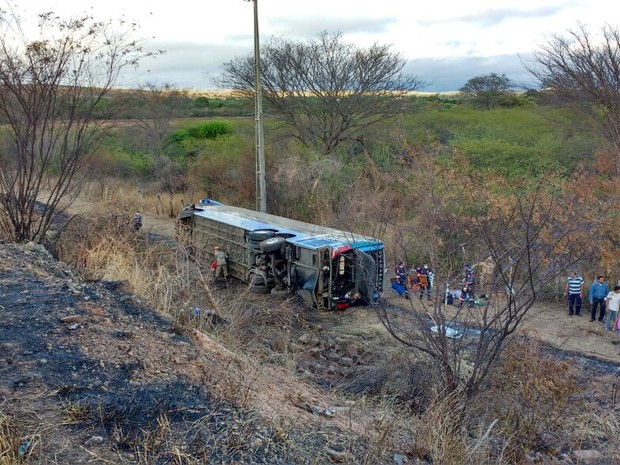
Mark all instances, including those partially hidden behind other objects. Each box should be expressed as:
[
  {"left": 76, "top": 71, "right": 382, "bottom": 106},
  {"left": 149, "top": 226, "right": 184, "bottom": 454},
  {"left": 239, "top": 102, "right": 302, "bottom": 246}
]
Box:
[{"left": 245, "top": 0, "right": 267, "bottom": 212}]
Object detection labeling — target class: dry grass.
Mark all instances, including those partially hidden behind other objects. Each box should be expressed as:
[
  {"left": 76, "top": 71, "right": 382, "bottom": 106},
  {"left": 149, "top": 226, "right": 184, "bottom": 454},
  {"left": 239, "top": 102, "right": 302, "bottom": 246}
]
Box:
[
  {"left": 0, "top": 412, "right": 20, "bottom": 465},
  {"left": 80, "top": 179, "right": 199, "bottom": 219},
  {"left": 45, "top": 198, "right": 620, "bottom": 464}
]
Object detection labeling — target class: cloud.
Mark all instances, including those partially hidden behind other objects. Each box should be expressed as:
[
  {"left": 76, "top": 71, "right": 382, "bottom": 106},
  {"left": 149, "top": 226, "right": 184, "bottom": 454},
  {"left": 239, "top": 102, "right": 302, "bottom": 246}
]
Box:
[
  {"left": 429, "top": 5, "right": 568, "bottom": 28},
  {"left": 268, "top": 16, "right": 398, "bottom": 39},
  {"left": 406, "top": 54, "right": 537, "bottom": 92},
  {"left": 118, "top": 41, "right": 248, "bottom": 90},
  {"left": 116, "top": 42, "right": 539, "bottom": 93}
]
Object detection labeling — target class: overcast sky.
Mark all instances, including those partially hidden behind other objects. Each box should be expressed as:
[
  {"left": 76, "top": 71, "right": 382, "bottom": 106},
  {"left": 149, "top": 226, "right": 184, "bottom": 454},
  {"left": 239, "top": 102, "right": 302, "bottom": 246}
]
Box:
[{"left": 14, "top": 0, "right": 619, "bottom": 92}]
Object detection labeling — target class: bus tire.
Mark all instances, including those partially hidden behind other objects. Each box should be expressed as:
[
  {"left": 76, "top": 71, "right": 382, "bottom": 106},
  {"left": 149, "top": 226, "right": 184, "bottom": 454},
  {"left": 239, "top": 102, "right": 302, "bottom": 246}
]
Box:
[
  {"left": 260, "top": 237, "right": 285, "bottom": 253},
  {"left": 248, "top": 230, "right": 275, "bottom": 242},
  {"left": 249, "top": 282, "right": 271, "bottom": 294}
]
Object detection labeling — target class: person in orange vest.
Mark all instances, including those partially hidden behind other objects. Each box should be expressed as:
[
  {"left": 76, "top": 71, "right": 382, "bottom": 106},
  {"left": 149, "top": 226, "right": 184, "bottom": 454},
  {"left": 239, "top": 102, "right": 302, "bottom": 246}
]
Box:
[{"left": 416, "top": 264, "right": 432, "bottom": 300}]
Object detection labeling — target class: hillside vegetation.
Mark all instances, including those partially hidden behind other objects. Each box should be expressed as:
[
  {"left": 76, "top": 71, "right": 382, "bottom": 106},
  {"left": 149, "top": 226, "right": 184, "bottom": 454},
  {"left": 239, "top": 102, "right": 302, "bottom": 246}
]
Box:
[
  {"left": 2, "top": 90, "right": 620, "bottom": 465},
  {"left": 80, "top": 91, "right": 615, "bottom": 275}
]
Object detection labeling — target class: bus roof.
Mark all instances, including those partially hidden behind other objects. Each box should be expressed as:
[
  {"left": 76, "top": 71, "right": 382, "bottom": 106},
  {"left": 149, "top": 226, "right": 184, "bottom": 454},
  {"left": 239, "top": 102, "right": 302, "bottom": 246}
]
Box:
[{"left": 193, "top": 205, "right": 383, "bottom": 251}]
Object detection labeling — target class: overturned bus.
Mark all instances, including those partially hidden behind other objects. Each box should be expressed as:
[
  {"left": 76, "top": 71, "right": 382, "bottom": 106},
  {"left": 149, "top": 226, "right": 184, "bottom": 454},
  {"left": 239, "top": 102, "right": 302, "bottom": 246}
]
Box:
[{"left": 177, "top": 202, "right": 384, "bottom": 310}]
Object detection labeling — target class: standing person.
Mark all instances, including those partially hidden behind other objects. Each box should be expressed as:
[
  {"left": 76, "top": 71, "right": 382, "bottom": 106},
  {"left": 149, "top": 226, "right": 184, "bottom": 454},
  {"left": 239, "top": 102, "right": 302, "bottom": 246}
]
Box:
[
  {"left": 458, "top": 284, "right": 471, "bottom": 308},
  {"left": 564, "top": 270, "right": 584, "bottom": 316},
  {"left": 395, "top": 262, "right": 408, "bottom": 287},
  {"left": 464, "top": 263, "right": 475, "bottom": 296},
  {"left": 394, "top": 261, "right": 409, "bottom": 298},
  {"left": 417, "top": 264, "right": 432, "bottom": 300},
  {"left": 589, "top": 275, "right": 609, "bottom": 322},
  {"left": 213, "top": 246, "right": 229, "bottom": 281},
  {"left": 604, "top": 285, "right": 620, "bottom": 331}
]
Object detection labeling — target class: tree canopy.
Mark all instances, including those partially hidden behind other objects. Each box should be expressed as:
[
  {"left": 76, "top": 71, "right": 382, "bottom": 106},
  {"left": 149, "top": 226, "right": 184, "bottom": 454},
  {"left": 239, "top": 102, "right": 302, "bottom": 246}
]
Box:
[
  {"left": 0, "top": 9, "right": 152, "bottom": 242},
  {"left": 526, "top": 24, "right": 620, "bottom": 172},
  {"left": 217, "top": 31, "right": 425, "bottom": 156},
  {"left": 459, "top": 73, "right": 515, "bottom": 109}
]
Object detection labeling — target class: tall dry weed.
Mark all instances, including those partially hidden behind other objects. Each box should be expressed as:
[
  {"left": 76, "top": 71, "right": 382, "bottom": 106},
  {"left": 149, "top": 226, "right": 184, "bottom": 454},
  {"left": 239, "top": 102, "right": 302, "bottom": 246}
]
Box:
[
  {"left": 473, "top": 335, "right": 583, "bottom": 462},
  {"left": 410, "top": 392, "right": 502, "bottom": 465},
  {"left": 0, "top": 412, "right": 19, "bottom": 465},
  {"left": 53, "top": 210, "right": 207, "bottom": 318}
]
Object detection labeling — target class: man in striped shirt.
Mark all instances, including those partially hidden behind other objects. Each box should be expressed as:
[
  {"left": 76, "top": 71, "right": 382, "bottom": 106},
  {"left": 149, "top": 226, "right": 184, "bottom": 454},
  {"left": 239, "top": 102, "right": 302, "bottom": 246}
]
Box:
[{"left": 564, "top": 271, "right": 584, "bottom": 316}]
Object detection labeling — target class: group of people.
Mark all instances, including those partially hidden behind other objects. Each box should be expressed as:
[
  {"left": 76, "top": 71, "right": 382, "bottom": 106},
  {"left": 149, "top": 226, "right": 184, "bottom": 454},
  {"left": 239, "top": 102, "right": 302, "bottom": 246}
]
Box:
[
  {"left": 394, "top": 262, "right": 435, "bottom": 300},
  {"left": 564, "top": 272, "right": 620, "bottom": 331},
  {"left": 393, "top": 262, "right": 479, "bottom": 307}
]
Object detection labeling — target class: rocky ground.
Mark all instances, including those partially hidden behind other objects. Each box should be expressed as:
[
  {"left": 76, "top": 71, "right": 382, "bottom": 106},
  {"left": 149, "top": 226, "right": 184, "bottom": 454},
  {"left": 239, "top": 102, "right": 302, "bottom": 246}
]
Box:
[{"left": 0, "top": 241, "right": 375, "bottom": 464}]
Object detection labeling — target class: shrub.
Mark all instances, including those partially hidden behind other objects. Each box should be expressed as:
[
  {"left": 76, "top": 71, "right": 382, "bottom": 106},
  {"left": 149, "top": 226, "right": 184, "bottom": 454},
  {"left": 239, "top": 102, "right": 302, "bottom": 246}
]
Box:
[
  {"left": 170, "top": 121, "right": 233, "bottom": 142},
  {"left": 473, "top": 336, "right": 583, "bottom": 462}
]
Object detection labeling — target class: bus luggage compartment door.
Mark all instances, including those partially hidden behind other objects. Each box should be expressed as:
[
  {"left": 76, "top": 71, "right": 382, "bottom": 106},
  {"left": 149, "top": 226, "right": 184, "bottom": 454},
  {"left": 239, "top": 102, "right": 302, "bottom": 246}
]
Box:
[{"left": 355, "top": 249, "right": 378, "bottom": 304}]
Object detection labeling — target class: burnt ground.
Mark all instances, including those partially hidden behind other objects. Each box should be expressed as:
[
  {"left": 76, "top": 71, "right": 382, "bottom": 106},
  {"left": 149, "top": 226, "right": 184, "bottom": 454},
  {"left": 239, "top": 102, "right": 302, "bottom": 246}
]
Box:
[
  {"left": 2, "top": 233, "right": 620, "bottom": 464},
  {"left": 0, "top": 242, "right": 366, "bottom": 464}
]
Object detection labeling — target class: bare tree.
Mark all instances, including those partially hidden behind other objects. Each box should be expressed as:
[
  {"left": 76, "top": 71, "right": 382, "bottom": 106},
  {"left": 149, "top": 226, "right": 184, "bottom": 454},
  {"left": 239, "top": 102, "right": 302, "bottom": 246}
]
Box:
[
  {"left": 217, "top": 31, "right": 425, "bottom": 157},
  {"left": 526, "top": 24, "right": 620, "bottom": 170},
  {"left": 0, "top": 9, "right": 153, "bottom": 242},
  {"left": 377, "top": 177, "right": 597, "bottom": 402},
  {"left": 126, "top": 82, "right": 189, "bottom": 157}
]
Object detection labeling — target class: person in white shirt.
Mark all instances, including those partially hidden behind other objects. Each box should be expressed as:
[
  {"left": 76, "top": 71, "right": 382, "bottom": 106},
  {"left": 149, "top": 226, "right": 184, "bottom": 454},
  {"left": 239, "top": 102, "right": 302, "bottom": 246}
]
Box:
[{"left": 604, "top": 285, "right": 620, "bottom": 331}]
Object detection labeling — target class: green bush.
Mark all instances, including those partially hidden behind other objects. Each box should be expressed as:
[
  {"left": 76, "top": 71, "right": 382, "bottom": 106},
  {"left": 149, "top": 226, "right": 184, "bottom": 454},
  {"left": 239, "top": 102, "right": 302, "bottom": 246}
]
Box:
[{"left": 186, "top": 121, "right": 233, "bottom": 140}]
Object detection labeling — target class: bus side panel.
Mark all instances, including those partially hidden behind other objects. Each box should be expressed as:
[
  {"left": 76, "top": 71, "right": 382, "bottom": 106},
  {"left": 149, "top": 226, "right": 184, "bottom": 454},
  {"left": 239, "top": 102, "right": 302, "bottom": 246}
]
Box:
[{"left": 192, "top": 215, "right": 250, "bottom": 280}]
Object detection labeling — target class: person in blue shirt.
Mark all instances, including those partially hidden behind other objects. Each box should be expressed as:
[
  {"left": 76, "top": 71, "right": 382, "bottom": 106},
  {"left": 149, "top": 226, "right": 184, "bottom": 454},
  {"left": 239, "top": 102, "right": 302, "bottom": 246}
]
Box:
[{"left": 589, "top": 275, "right": 609, "bottom": 322}]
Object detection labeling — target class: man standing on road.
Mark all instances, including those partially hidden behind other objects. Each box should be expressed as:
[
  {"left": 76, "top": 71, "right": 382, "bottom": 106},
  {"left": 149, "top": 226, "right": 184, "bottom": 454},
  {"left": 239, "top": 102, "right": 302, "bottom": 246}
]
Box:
[
  {"left": 589, "top": 275, "right": 609, "bottom": 322},
  {"left": 564, "top": 270, "right": 584, "bottom": 316}
]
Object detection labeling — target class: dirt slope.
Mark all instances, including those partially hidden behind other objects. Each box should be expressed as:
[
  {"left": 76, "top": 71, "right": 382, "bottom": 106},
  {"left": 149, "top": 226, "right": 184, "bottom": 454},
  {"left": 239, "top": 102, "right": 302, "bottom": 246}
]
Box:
[{"left": 0, "top": 243, "right": 371, "bottom": 464}]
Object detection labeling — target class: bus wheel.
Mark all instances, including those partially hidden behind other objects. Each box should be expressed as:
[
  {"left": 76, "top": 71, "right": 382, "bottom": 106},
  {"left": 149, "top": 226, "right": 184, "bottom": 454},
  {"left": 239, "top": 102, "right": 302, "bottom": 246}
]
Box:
[
  {"left": 248, "top": 230, "right": 276, "bottom": 242},
  {"left": 260, "top": 236, "right": 285, "bottom": 253},
  {"left": 248, "top": 271, "right": 271, "bottom": 294}
]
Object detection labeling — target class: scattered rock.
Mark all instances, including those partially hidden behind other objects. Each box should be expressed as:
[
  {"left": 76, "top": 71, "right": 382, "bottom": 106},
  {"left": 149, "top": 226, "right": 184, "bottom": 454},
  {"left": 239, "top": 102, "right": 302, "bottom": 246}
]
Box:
[
  {"left": 59, "top": 315, "right": 86, "bottom": 324},
  {"left": 344, "top": 343, "right": 359, "bottom": 357},
  {"left": 23, "top": 241, "right": 50, "bottom": 256},
  {"left": 518, "top": 454, "right": 536, "bottom": 465},
  {"left": 539, "top": 431, "right": 565, "bottom": 455},
  {"left": 551, "top": 453, "right": 574, "bottom": 464},
  {"left": 270, "top": 334, "right": 287, "bottom": 352},
  {"left": 572, "top": 449, "right": 603, "bottom": 464},
  {"left": 326, "top": 351, "right": 341, "bottom": 362},
  {"left": 326, "top": 448, "right": 349, "bottom": 462},
  {"left": 84, "top": 435, "right": 104, "bottom": 446}
]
